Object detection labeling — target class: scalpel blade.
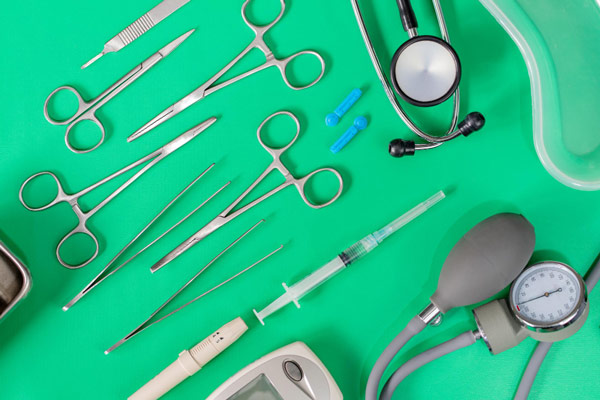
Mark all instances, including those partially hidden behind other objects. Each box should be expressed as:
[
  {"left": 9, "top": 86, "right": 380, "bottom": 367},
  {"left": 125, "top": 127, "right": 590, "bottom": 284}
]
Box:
[{"left": 82, "top": 0, "right": 191, "bottom": 69}]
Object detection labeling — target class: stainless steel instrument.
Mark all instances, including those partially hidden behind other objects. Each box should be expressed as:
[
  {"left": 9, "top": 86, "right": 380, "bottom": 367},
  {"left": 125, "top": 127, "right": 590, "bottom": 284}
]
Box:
[{"left": 82, "top": 0, "right": 191, "bottom": 69}]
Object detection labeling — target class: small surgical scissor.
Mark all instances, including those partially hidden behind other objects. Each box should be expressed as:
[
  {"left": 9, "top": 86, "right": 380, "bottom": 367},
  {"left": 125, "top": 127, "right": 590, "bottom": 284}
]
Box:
[
  {"left": 19, "top": 117, "right": 216, "bottom": 269},
  {"left": 128, "top": 0, "right": 326, "bottom": 142},
  {"left": 43, "top": 30, "right": 194, "bottom": 154},
  {"left": 150, "top": 111, "right": 344, "bottom": 272}
]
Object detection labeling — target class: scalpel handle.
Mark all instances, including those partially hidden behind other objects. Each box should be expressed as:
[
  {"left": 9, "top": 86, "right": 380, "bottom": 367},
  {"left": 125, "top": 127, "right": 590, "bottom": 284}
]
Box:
[
  {"left": 83, "top": 0, "right": 190, "bottom": 69},
  {"left": 107, "top": 0, "right": 191, "bottom": 52}
]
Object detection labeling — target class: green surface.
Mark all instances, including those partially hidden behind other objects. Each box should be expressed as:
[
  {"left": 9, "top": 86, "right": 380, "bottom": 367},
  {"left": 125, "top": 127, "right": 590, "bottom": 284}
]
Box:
[{"left": 1, "top": 0, "right": 599, "bottom": 399}]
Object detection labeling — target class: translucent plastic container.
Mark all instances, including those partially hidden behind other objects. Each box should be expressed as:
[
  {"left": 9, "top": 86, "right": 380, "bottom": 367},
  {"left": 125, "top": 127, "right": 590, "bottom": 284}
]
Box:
[{"left": 480, "top": 0, "right": 600, "bottom": 190}]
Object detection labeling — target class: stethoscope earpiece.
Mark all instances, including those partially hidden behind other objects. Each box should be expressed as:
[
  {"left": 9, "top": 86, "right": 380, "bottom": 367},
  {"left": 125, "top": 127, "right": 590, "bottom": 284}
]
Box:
[
  {"left": 389, "top": 139, "right": 415, "bottom": 158},
  {"left": 457, "top": 112, "right": 486, "bottom": 137}
]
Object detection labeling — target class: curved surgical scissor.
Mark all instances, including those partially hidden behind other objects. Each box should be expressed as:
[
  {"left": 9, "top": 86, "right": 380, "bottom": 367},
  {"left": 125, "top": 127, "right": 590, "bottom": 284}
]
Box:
[
  {"left": 128, "top": 0, "right": 326, "bottom": 142},
  {"left": 19, "top": 117, "right": 216, "bottom": 269},
  {"left": 150, "top": 111, "right": 343, "bottom": 272},
  {"left": 43, "top": 30, "right": 194, "bottom": 154}
]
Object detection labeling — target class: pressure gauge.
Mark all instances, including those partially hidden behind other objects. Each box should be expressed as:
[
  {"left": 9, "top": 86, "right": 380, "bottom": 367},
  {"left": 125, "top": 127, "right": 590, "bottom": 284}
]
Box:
[{"left": 509, "top": 261, "right": 587, "bottom": 332}]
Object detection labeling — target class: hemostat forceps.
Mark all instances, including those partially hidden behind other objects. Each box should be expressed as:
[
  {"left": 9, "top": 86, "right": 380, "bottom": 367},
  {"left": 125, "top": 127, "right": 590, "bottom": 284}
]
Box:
[
  {"left": 150, "top": 111, "right": 344, "bottom": 273},
  {"left": 128, "top": 0, "right": 325, "bottom": 142},
  {"left": 19, "top": 117, "right": 216, "bottom": 269},
  {"left": 44, "top": 30, "right": 194, "bottom": 153}
]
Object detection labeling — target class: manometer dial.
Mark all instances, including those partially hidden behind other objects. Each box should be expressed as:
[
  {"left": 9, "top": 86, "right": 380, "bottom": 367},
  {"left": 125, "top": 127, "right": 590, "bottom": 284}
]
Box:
[{"left": 509, "top": 261, "right": 586, "bottom": 330}]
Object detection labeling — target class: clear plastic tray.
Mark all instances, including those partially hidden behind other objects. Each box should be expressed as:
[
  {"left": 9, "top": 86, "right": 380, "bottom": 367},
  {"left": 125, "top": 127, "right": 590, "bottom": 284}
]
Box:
[{"left": 480, "top": 0, "right": 600, "bottom": 190}]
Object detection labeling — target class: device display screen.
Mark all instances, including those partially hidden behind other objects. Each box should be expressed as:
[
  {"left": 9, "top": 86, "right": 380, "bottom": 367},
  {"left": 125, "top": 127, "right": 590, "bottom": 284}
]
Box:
[{"left": 227, "top": 374, "right": 284, "bottom": 400}]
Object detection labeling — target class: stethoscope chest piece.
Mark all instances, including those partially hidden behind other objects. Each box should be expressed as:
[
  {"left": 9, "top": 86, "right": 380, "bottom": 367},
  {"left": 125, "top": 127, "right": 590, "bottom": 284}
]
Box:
[
  {"left": 391, "top": 35, "right": 461, "bottom": 107},
  {"left": 351, "top": 0, "right": 486, "bottom": 158}
]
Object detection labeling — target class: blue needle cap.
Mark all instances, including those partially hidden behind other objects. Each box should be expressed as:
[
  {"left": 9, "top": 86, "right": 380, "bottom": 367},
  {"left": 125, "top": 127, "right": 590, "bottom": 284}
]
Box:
[
  {"left": 326, "top": 88, "right": 363, "bottom": 127},
  {"left": 330, "top": 116, "right": 368, "bottom": 153}
]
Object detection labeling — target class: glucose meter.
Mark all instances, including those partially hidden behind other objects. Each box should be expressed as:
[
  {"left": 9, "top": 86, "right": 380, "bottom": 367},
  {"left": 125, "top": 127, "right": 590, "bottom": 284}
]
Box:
[{"left": 206, "top": 342, "right": 342, "bottom": 400}]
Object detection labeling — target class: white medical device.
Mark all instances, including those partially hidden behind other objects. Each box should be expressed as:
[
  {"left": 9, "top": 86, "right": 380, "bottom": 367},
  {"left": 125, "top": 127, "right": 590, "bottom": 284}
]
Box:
[{"left": 206, "top": 342, "right": 343, "bottom": 400}]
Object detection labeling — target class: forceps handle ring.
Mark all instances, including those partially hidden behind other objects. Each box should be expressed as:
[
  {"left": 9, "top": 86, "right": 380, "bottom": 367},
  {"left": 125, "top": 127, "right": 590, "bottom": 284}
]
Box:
[
  {"left": 293, "top": 167, "right": 344, "bottom": 209},
  {"left": 56, "top": 225, "right": 100, "bottom": 269},
  {"left": 64, "top": 115, "right": 106, "bottom": 154},
  {"left": 43, "top": 86, "right": 89, "bottom": 126},
  {"left": 43, "top": 86, "right": 106, "bottom": 154},
  {"left": 278, "top": 50, "right": 326, "bottom": 90},
  {"left": 19, "top": 171, "right": 67, "bottom": 211}
]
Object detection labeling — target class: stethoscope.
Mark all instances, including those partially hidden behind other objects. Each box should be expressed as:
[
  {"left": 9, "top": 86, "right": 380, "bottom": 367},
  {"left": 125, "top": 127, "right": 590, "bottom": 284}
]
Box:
[{"left": 350, "top": 0, "right": 486, "bottom": 157}]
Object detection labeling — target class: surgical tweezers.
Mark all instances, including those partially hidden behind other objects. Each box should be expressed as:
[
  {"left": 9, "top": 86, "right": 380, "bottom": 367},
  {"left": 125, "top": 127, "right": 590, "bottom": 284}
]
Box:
[{"left": 106, "top": 220, "right": 283, "bottom": 354}]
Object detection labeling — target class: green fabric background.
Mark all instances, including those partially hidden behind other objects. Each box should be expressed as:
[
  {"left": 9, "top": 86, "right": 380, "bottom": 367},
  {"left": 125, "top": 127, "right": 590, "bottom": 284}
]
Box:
[{"left": 1, "top": 0, "right": 599, "bottom": 399}]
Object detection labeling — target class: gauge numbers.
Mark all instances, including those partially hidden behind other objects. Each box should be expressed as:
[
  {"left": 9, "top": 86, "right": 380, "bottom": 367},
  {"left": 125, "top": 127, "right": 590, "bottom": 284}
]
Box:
[{"left": 510, "top": 262, "right": 583, "bottom": 328}]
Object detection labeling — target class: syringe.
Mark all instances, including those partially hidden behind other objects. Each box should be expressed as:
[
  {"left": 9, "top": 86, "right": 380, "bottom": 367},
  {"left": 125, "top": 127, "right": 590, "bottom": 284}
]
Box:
[{"left": 253, "top": 191, "right": 446, "bottom": 324}]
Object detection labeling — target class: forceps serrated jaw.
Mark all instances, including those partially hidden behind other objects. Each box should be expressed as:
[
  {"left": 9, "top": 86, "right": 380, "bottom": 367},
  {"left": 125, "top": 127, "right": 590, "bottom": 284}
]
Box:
[
  {"left": 128, "top": 105, "right": 176, "bottom": 142},
  {"left": 150, "top": 217, "right": 222, "bottom": 273},
  {"left": 158, "top": 29, "right": 195, "bottom": 58}
]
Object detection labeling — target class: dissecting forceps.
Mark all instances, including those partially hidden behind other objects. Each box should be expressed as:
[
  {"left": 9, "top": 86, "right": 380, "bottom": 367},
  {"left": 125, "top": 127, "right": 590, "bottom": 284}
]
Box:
[{"left": 106, "top": 220, "right": 283, "bottom": 354}]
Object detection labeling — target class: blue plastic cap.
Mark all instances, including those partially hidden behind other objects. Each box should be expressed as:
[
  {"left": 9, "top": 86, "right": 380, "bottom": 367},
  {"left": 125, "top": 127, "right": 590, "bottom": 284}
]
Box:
[
  {"left": 354, "top": 116, "right": 368, "bottom": 130},
  {"left": 330, "top": 116, "right": 369, "bottom": 154},
  {"left": 326, "top": 113, "right": 340, "bottom": 127}
]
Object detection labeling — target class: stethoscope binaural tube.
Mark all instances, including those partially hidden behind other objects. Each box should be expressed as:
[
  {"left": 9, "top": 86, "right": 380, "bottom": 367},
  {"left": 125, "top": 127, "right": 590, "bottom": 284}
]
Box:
[
  {"left": 389, "top": 112, "right": 485, "bottom": 157},
  {"left": 350, "top": 0, "right": 485, "bottom": 157}
]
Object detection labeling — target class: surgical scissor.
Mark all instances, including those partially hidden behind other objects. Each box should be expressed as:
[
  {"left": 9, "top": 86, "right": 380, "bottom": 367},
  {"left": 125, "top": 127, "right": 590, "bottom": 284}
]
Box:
[
  {"left": 19, "top": 117, "right": 216, "bottom": 269},
  {"left": 43, "top": 30, "right": 194, "bottom": 154},
  {"left": 128, "top": 0, "right": 326, "bottom": 142},
  {"left": 150, "top": 111, "right": 344, "bottom": 272}
]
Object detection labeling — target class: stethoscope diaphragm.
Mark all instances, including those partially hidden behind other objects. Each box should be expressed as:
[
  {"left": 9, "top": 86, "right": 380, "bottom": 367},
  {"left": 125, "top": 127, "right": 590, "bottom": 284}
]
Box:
[{"left": 390, "top": 35, "right": 461, "bottom": 107}]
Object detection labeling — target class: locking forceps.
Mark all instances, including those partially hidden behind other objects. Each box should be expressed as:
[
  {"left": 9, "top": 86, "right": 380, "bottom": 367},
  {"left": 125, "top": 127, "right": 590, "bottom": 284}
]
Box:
[
  {"left": 44, "top": 30, "right": 194, "bottom": 153},
  {"left": 150, "top": 111, "right": 343, "bottom": 273},
  {"left": 19, "top": 117, "right": 216, "bottom": 269},
  {"left": 128, "top": 0, "right": 325, "bottom": 142}
]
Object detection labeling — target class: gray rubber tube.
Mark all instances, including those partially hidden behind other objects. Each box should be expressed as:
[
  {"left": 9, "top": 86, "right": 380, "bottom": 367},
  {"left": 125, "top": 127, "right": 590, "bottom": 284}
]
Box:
[
  {"left": 379, "top": 330, "right": 477, "bottom": 400},
  {"left": 365, "top": 316, "right": 426, "bottom": 400},
  {"left": 514, "top": 255, "right": 600, "bottom": 400}
]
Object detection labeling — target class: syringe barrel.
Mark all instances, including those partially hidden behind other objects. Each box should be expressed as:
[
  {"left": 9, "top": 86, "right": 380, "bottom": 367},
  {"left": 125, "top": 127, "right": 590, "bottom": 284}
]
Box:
[
  {"left": 287, "top": 257, "right": 347, "bottom": 300},
  {"left": 340, "top": 235, "right": 379, "bottom": 265},
  {"left": 254, "top": 257, "right": 347, "bottom": 324}
]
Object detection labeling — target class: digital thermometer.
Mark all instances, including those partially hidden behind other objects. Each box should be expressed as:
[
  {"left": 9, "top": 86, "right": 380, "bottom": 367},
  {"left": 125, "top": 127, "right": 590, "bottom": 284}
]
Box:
[{"left": 206, "top": 342, "right": 342, "bottom": 400}]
